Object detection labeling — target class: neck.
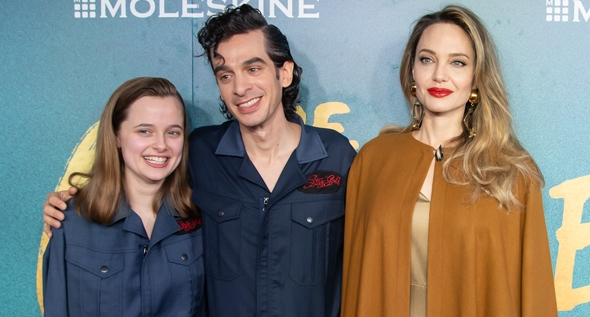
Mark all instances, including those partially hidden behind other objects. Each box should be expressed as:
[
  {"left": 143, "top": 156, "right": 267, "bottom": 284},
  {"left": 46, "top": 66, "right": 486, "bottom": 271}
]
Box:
[
  {"left": 123, "top": 176, "right": 161, "bottom": 214},
  {"left": 413, "top": 113, "right": 463, "bottom": 148},
  {"left": 240, "top": 112, "right": 301, "bottom": 160}
]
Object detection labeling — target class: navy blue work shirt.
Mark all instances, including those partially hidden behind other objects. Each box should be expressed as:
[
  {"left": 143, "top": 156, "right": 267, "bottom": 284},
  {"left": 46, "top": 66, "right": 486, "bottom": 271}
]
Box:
[
  {"left": 43, "top": 197, "right": 206, "bottom": 317},
  {"left": 188, "top": 115, "right": 356, "bottom": 317}
]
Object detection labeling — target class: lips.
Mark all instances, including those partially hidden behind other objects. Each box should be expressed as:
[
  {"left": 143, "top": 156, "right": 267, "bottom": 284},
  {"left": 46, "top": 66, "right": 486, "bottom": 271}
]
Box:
[
  {"left": 427, "top": 88, "right": 453, "bottom": 98},
  {"left": 238, "top": 97, "right": 260, "bottom": 108},
  {"left": 234, "top": 97, "right": 261, "bottom": 115},
  {"left": 144, "top": 156, "right": 169, "bottom": 167}
]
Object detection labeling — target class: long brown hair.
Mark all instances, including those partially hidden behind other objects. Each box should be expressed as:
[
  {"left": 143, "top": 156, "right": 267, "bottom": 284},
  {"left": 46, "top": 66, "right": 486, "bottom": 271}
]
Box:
[
  {"left": 386, "top": 5, "right": 543, "bottom": 210},
  {"left": 70, "top": 77, "right": 197, "bottom": 224}
]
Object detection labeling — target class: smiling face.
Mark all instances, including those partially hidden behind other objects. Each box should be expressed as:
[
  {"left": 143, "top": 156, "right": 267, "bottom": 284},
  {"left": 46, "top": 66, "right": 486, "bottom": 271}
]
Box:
[
  {"left": 213, "top": 30, "right": 294, "bottom": 130},
  {"left": 412, "top": 22, "right": 475, "bottom": 121},
  {"left": 116, "top": 96, "right": 184, "bottom": 189}
]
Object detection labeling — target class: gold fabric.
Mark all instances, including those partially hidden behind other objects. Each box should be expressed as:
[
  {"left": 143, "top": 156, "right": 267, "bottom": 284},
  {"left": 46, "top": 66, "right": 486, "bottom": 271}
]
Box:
[{"left": 410, "top": 193, "right": 430, "bottom": 317}]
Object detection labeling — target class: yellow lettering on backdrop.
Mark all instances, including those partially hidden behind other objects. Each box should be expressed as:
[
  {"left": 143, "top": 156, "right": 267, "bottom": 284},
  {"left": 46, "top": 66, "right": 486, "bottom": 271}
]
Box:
[
  {"left": 550, "top": 174, "right": 590, "bottom": 311},
  {"left": 296, "top": 102, "right": 359, "bottom": 150}
]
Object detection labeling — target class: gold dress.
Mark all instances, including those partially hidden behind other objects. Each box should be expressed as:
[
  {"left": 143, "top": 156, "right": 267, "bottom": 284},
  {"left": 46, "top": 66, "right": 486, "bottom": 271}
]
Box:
[{"left": 410, "top": 193, "right": 430, "bottom": 317}]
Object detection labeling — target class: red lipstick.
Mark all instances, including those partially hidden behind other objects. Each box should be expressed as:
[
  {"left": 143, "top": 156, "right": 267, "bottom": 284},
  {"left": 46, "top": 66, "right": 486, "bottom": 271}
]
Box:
[{"left": 427, "top": 88, "right": 453, "bottom": 98}]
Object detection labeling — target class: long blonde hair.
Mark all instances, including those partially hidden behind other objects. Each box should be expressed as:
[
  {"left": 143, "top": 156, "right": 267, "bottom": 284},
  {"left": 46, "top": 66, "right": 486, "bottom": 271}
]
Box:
[
  {"left": 385, "top": 5, "right": 543, "bottom": 210},
  {"left": 70, "top": 77, "right": 198, "bottom": 224}
]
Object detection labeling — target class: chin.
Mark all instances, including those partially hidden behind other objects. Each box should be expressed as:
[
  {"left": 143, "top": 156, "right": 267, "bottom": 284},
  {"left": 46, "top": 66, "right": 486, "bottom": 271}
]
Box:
[{"left": 145, "top": 172, "right": 172, "bottom": 184}]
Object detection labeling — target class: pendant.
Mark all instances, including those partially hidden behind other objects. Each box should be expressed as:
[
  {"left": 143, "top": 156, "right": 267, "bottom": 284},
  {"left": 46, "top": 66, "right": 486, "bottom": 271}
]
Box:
[{"left": 435, "top": 145, "right": 444, "bottom": 162}]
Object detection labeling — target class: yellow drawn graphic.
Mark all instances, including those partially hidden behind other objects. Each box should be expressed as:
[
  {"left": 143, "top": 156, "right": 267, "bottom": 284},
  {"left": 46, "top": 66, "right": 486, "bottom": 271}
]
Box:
[
  {"left": 296, "top": 102, "right": 359, "bottom": 150},
  {"left": 550, "top": 174, "right": 590, "bottom": 311},
  {"left": 35, "top": 122, "right": 99, "bottom": 314}
]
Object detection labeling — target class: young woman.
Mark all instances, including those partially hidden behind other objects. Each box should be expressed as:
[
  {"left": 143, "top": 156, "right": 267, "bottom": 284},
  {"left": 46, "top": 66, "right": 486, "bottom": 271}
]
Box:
[
  {"left": 43, "top": 77, "right": 205, "bottom": 316},
  {"left": 341, "top": 6, "right": 557, "bottom": 317}
]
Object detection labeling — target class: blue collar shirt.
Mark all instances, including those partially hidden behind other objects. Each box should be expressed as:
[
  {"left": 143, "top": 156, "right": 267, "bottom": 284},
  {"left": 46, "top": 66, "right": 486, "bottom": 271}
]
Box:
[
  {"left": 43, "top": 198, "right": 206, "bottom": 317},
  {"left": 189, "top": 115, "right": 356, "bottom": 317}
]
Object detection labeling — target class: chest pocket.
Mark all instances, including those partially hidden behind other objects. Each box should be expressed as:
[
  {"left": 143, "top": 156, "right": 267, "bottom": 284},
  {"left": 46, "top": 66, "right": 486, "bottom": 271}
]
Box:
[
  {"left": 65, "top": 244, "right": 126, "bottom": 316},
  {"left": 193, "top": 189, "right": 242, "bottom": 281},
  {"left": 289, "top": 200, "right": 345, "bottom": 285},
  {"left": 162, "top": 232, "right": 206, "bottom": 315}
]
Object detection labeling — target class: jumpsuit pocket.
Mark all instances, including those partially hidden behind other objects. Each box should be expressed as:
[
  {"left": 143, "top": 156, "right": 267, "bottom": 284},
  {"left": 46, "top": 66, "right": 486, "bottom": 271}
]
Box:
[
  {"left": 194, "top": 189, "right": 242, "bottom": 281},
  {"left": 65, "top": 245, "right": 125, "bottom": 316},
  {"left": 164, "top": 231, "right": 205, "bottom": 315},
  {"left": 289, "top": 200, "right": 345, "bottom": 285}
]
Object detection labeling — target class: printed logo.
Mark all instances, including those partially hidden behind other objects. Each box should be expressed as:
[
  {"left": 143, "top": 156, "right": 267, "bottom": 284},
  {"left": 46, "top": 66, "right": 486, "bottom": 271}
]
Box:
[
  {"left": 73, "top": 0, "right": 320, "bottom": 19},
  {"left": 298, "top": 170, "right": 342, "bottom": 194},
  {"left": 546, "top": 0, "right": 590, "bottom": 22},
  {"left": 74, "top": 0, "right": 97, "bottom": 18}
]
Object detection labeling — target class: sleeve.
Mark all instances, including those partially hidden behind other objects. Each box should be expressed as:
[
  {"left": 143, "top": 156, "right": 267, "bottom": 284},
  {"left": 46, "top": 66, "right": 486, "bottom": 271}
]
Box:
[
  {"left": 42, "top": 226, "right": 69, "bottom": 316},
  {"left": 340, "top": 150, "right": 363, "bottom": 316},
  {"left": 521, "top": 181, "right": 558, "bottom": 317}
]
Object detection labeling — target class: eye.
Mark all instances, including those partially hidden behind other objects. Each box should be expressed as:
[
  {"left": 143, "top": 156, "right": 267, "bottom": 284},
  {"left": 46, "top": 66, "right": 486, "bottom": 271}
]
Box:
[
  {"left": 168, "top": 130, "right": 182, "bottom": 136},
  {"left": 217, "top": 73, "right": 232, "bottom": 82},
  {"left": 138, "top": 129, "right": 150, "bottom": 135},
  {"left": 419, "top": 57, "right": 433, "bottom": 64},
  {"left": 248, "top": 67, "right": 260, "bottom": 73},
  {"left": 452, "top": 60, "right": 467, "bottom": 66}
]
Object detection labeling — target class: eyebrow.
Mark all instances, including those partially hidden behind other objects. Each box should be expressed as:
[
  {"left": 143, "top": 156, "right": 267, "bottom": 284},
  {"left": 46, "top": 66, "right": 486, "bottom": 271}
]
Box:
[
  {"left": 213, "top": 57, "right": 268, "bottom": 75},
  {"left": 243, "top": 57, "right": 267, "bottom": 66},
  {"left": 418, "top": 48, "right": 471, "bottom": 59},
  {"left": 134, "top": 123, "right": 184, "bottom": 130}
]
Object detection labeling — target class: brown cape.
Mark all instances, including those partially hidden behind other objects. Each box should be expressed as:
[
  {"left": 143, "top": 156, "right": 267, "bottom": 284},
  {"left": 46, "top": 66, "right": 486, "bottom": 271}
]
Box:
[{"left": 341, "top": 132, "right": 557, "bottom": 317}]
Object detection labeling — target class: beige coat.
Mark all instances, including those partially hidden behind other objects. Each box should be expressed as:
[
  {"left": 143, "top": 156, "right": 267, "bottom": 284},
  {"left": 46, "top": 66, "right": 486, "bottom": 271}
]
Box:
[{"left": 341, "top": 132, "right": 557, "bottom": 317}]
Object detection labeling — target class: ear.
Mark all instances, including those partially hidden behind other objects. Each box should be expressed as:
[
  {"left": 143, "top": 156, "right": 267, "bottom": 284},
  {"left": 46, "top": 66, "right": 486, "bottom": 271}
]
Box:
[
  {"left": 279, "top": 61, "right": 295, "bottom": 88},
  {"left": 116, "top": 135, "right": 121, "bottom": 148}
]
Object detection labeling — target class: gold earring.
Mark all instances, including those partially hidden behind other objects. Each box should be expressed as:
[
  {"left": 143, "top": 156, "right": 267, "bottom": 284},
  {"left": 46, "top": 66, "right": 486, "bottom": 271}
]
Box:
[
  {"left": 409, "top": 81, "right": 423, "bottom": 129},
  {"left": 463, "top": 89, "right": 479, "bottom": 138},
  {"left": 468, "top": 89, "right": 479, "bottom": 104},
  {"left": 412, "top": 100, "right": 424, "bottom": 130}
]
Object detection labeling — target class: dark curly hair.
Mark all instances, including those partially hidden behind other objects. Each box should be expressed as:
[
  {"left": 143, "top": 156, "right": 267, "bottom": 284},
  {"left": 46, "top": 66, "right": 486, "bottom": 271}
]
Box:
[{"left": 197, "top": 4, "right": 302, "bottom": 119}]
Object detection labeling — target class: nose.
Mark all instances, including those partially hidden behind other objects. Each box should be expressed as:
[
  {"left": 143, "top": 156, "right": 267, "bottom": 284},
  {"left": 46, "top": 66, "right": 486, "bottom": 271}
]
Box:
[
  {"left": 433, "top": 63, "right": 448, "bottom": 82},
  {"left": 152, "top": 133, "right": 167, "bottom": 152},
  {"left": 233, "top": 72, "right": 252, "bottom": 96}
]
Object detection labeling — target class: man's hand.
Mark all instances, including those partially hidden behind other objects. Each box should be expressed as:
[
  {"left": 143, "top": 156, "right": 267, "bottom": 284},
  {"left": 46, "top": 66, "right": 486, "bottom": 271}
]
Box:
[{"left": 43, "top": 187, "right": 77, "bottom": 238}]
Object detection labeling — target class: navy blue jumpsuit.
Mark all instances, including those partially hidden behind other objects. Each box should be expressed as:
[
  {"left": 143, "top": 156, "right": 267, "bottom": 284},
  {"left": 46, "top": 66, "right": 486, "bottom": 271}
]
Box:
[
  {"left": 43, "top": 198, "right": 206, "bottom": 316},
  {"left": 188, "top": 116, "right": 356, "bottom": 317}
]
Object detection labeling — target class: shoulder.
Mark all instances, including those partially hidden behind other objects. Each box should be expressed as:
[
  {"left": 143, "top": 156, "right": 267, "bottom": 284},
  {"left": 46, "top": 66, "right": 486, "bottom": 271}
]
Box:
[
  {"left": 357, "top": 132, "right": 409, "bottom": 156},
  {"left": 515, "top": 168, "right": 543, "bottom": 198},
  {"left": 307, "top": 125, "right": 356, "bottom": 156},
  {"left": 62, "top": 198, "right": 83, "bottom": 222},
  {"left": 189, "top": 121, "right": 233, "bottom": 145},
  {"left": 57, "top": 198, "right": 95, "bottom": 235},
  {"left": 310, "top": 125, "right": 349, "bottom": 143},
  {"left": 510, "top": 155, "right": 543, "bottom": 191}
]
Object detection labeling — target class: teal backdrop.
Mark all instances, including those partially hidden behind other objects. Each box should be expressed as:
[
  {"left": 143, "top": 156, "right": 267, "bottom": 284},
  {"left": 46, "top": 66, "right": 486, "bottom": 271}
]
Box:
[{"left": 1, "top": 0, "right": 589, "bottom": 315}]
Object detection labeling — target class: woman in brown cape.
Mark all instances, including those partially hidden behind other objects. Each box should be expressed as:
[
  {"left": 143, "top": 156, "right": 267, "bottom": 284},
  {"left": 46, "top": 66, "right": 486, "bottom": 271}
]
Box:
[{"left": 341, "top": 5, "right": 557, "bottom": 317}]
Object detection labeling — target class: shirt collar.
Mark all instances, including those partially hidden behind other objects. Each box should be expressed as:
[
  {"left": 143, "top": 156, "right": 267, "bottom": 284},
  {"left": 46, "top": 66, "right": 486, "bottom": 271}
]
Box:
[
  {"left": 214, "top": 114, "right": 328, "bottom": 164},
  {"left": 110, "top": 195, "right": 180, "bottom": 224}
]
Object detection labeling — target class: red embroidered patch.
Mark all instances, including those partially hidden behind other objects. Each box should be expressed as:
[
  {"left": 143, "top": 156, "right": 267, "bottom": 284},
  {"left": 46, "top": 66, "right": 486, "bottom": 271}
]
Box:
[
  {"left": 176, "top": 218, "right": 202, "bottom": 234},
  {"left": 298, "top": 170, "right": 343, "bottom": 194}
]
